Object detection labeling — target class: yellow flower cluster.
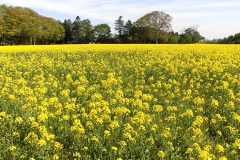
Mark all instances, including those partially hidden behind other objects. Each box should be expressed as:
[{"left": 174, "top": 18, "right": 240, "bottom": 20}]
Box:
[{"left": 0, "top": 44, "right": 239, "bottom": 159}]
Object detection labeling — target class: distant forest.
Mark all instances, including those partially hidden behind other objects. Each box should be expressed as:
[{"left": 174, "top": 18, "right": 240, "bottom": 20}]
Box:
[{"left": 0, "top": 4, "right": 239, "bottom": 45}]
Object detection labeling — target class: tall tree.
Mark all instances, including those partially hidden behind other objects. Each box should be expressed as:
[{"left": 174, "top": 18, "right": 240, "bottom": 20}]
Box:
[
  {"left": 62, "top": 19, "right": 73, "bottom": 44},
  {"left": 136, "top": 11, "right": 172, "bottom": 43},
  {"left": 72, "top": 16, "right": 81, "bottom": 43},
  {"left": 123, "top": 20, "right": 133, "bottom": 42},
  {"left": 93, "top": 23, "right": 111, "bottom": 43},
  {"left": 79, "top": 19, "right": 94, "bottom": 43},
  {"left": 114, "top": 16, "right": 125, "bottom": 42}
]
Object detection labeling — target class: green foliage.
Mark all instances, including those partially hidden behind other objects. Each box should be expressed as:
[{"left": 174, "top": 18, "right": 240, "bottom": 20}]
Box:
[
  {"left": 0, "top": 5, "right": 64, "bottom": 45},
  {"left": 94, "top": 23, "right": 112, "bottom": 43},
  {"left": 168, "top": 32, "right": 179, "bottom": 44},
  {"left": 135, "top": 11, "right": 172, "bottom": 44},
  {"left": 1, "top": 4, "right": 219, "bottom": 45},
  {"left": 233, "top": 33, "right": 240, "bottom": 44},
  {"left": 62, "top": 19, "right": 73, "bottom": 44},
  {"left": 113, "top": 12, "right": 174, "bottom": 44},
  {"left": 114, "top": 16, "right": 125, "bottom": 37},
  {"left": 72, "top": 16, "right": 81, "bottom": 43},
  {"left": 214, "top": 33, "right": 240, "bottom": 44},
  {"left": 79, "top": 19, "right": 94, "bottom": 43},
  {"left": 65, "top": 17, "right": 95, "bottom": 44},
  {"left": 180, "top": 27, "right": 204, "bottom": 44},
  {"left": 181, "top": 33, "right": 193, "bottom": 43}
]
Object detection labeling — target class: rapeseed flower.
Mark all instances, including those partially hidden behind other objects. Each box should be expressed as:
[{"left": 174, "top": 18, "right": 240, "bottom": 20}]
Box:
[
  {"left": 157, "top": 150, "right": 165, "bottom": 158},
  {"left": 0, "top": 44, "right": 239, "bottom": 159}
]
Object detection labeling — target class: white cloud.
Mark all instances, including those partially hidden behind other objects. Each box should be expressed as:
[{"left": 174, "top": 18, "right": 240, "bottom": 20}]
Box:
[
  {"left": 1, "top": 0, "right": 240, "bottom": 39},
  {"left": 188, "top": 1, "right": 240, "bottom": 9}
]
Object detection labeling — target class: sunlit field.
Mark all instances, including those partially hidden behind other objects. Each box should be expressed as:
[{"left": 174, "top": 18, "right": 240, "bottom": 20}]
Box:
[{"left": 0, "top": 44, "right": 240, "bottom": 160}]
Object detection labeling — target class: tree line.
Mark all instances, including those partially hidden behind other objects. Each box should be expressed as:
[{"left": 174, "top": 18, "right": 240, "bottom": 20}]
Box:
[
  {"left": 208, "top": 33, "right": 240, "bottom": 44},
  {"left": 1, "top": 4, "right": 239, "bottom": 45},
  {"left": 62, "top": 11, "right": 204, "bottom": 44}
]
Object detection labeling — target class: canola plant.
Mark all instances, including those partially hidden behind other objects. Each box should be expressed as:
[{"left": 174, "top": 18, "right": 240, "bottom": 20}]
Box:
[{"left": 0, "top": 44, "right": 240, "bottom": 160}]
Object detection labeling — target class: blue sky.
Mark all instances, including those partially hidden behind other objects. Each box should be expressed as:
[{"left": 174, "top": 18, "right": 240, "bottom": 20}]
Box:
[{"left": 1, "top": 0, "right": 240, "bottom": 39}]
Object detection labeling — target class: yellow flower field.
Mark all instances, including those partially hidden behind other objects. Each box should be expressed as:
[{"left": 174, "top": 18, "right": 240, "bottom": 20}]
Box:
[{"left": 0, "top": 44, "right": 240, "bottom": 160}]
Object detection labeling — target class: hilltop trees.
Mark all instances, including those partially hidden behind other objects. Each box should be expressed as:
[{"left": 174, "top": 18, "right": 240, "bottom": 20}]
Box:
[{"left": 0, "top": 5, "right": 64, "bottom": 45}]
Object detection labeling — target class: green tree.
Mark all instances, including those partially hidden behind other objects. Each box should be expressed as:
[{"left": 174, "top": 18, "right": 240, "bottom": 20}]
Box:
[
  {"left": 0, "top": 5, "right": 64, "bottom": 45},
  {"left": 93, "top": 23, "right": 111, "bottom": 43},
  {"left": 136, "top": 11, "right": 172, "bottom": 43},
  {"left": 79, "top": 19, "right": 94, "bottom": 43},
  {"left": 47, "top": 19, "right": 65, "bottom": 43},
  {"left": 168, "top": 32, "right": 179, "bottom": 44},
  {"left": 72, "top": 16, "right": 81, "bottom": 43},
  {"left": 131, "top": 22, "right": 149, "bottom": 43},
  {"left": 233, "top": 33, "right": 240, "bottom": 44},
  {"left": 0, "top": 5, "right": 7, "bottom": 44},
  {"left": 114, "top": 16, "right": 125, "bottom": 42},
  {"left": 180, "top": 33, "right": 192, "bottom": 43},
  {"left": 62, "top": 19, "right": 73, "bottom": 44},
  {"left": 123, "top": 20, "right": 133, "bottom": 43},
  {"left": 180, "top": 27, "right": 203, "bottom": 44}
]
